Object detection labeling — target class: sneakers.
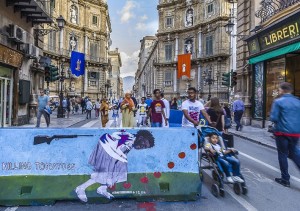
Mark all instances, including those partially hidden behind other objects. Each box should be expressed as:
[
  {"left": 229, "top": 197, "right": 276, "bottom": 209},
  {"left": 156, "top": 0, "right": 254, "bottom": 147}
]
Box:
[
  {"left": 233, "top": 176, "right": 244, "bottom": 183},
  {"left": 275, "top": 178, "right": 290, "bottom": 187},
  {"left": 227, "top": 176, "right": 234, "bottom": 183},
  {"left": 75, "top": 187, "right": 88, "bottom": 202}
]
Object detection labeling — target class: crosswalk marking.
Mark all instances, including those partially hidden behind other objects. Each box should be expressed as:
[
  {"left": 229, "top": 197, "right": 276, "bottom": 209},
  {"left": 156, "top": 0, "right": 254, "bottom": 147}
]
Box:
[
  {"left": 81, "top": 119, "right": 100, "bottom": 128},
  {"left": 5, "top": 207, "right": 18, "bottom": 211}
]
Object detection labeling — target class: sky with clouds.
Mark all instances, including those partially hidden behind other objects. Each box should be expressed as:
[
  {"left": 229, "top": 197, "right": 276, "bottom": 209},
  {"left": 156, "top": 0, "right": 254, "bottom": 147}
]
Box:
[{"left": 107, "top": 0, "right": 158, "bottom": 77}]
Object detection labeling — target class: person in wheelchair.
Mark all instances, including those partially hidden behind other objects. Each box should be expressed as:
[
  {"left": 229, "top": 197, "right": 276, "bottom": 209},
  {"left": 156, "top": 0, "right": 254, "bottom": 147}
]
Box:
[{"left": 205, "top": 133, "right": 244, "bottom": 184}]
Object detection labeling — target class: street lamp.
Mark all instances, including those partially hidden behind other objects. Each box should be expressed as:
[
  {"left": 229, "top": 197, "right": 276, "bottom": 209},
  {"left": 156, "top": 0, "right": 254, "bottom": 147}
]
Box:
[
  {"left": 56, "top": 15, "right": 66, "bottom": 118},
  {"left": 203, "top": 66, "right": 214, "bottom": 101},
  {"left": 224, "top": 19, "right": 234, "bottom": 35}
]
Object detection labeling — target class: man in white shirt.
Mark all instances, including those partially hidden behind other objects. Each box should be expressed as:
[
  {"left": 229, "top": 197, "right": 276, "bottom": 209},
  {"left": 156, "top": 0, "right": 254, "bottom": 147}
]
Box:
[
  {"left": 161, "top": 93, "right": 170, "bottom": 128},
  {"left": 182, "top": 87, "right": 212, "bottom": 127}
]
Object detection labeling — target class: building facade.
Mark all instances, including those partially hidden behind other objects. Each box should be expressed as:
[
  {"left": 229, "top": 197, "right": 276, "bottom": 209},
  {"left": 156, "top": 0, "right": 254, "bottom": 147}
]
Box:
[
  {"left": 43, "top": 0, "right": 111, "bottom": 101},
  {"left": 237, "top": 0, "right": 300, "bottom": 127},
  {"left": 0, "top": 0, "right": 53, "bottom": 127},
  {"left": 108, "top": 48, "right": 122, "bottom": 101},
  {"left": 136, "top": 0, "right": 234, "bottom": 102}
]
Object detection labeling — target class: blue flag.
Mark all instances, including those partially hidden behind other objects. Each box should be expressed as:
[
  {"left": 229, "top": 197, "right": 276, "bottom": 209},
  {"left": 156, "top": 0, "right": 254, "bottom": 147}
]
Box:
[{"left": 70, "top": 51, "right": 85, "bottom": 76}]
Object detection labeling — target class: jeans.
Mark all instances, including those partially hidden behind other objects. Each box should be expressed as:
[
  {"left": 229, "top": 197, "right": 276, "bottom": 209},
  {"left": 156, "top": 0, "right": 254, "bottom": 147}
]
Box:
[
  {"left": 36, "top": 110, "right": 50, "bottom": 127},
  {"left": 217, "top": 155, "right": 241, "bottom": 177},
  {"left": 95, "top": 109, "right": 100, "bottom": 118},
  {"left": 151, "top": 122, "right": 162, "bottom": 127},
  {"left": 86, "top": 110, "right": 92, "bottom": 119},
  {"left": 276, "top": 136, "right": 300, "bottom": 181},
  {"left": 234, "top": 110, "right": 244, "bottom": 130}
]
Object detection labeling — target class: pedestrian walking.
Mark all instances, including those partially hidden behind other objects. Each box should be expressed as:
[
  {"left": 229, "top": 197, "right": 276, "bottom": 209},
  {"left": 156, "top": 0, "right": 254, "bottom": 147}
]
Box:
[
  {"left": 170, "top": 97, "right": 178, "bottom": 110},
  {"left": 145, "top": 94, "right": 153, "bottom": 107},
  {"left": 137, "top": 97, "right": 148, "bottom": 127},
  {"left": 86, "top": 98, "right": 93, "bottom": 119},
  {"left": 232, "top": 95, "right": 245, "bottom": 131},
  {"left": 207, "top": 97, "right": 225, "bottom": 132},
  {"left": 120, "top": 93, "right": 135, "bottom": 128},
  {"left": 94, "top": 99, "right": 101, "bottom": 118},
  {"left": 223, "top": 102, "right": 232, "bottom": 133},
  {"left": 147, "top": 89, "right": 167, "bottom": 127},
  {"left": 112, "top": 103, "right": 119, "bottom": 127},
  {"left": 161, "top": 93, "right": 170, "bottom": 128},
  {"left": 36, "top": 90, "right": 50, "bottom": 128},
  {"left": 100, "top": 99, "right": 109, "bottom": 127},
  {"left": 62, "top": 98, "right": 68, "bottom": 117},
  {"left": 182, "top": 87, "right": 212, "bottom": 128},
  {"left": 270, "top": 82, "right": 300, "bottom": 187},
  {"left": 81, "top": 98, "right": 86, "bottom": 114},
  {"left": 66, "top": 97, "right": 71, "bottom": 118}
]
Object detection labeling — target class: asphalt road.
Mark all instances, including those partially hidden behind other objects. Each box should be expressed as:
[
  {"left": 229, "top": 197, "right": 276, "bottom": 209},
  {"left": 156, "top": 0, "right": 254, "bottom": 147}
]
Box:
[{"left": 2, "top": 118, "right": 300, "bottom": 211}]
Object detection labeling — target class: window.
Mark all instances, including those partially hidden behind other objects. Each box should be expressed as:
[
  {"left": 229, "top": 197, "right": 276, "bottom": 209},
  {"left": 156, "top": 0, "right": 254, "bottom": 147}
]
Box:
[
  {"left": 207, "top": 3, "right": 214, "bottom": 14},
  {"left": 92, "top": 16, "right": 98, "bottom": 25},
  {"left": 89, "top": 80, "right": 97, "bottom": 87},
  {"left": 165, "top": 16, "right": 173, "bottom": 28},
  {"left": 48, "top": 31, "right": 56, "bottom": 52},
  {"left": 89, "top": 42, "right": 99, "bottom": 61},
  {"left": 165, "top": 44, "right": 173, "bottom": 62},
  {"left": 164, "top": 71, "right": 173, "bottom": 87},
  {"left": 205, "top": 35, "right": 213, "bottom": 56}
]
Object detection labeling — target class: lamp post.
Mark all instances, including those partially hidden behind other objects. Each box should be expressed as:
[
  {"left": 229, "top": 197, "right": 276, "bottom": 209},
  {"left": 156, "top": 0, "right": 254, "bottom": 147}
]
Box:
[
  {"left": 56, "top": 15, "right": 66, "bottom": 118},
  {"left": 113, "top": 91, "right": 116, "bottom": 100},
  {"left": 203, "top": 66, "right": 214, "bottom": 101}
]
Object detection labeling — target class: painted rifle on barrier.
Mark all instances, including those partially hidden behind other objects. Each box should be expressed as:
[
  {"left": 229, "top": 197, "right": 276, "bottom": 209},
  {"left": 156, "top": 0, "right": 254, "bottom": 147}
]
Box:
[{"left": 0, "top": 128, "right": 201, "bottom": 206}]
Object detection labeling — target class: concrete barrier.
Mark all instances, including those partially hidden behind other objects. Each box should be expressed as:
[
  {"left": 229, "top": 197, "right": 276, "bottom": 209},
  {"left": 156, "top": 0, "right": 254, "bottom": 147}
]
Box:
[{"left": 0, "top": 128, "right": 201, "bottom": 206}]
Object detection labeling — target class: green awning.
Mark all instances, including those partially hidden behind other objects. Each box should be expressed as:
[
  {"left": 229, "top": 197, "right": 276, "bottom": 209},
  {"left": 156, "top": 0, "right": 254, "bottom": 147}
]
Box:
[{"left": 249, "top": 42, "right": 300, "bottom": 64}]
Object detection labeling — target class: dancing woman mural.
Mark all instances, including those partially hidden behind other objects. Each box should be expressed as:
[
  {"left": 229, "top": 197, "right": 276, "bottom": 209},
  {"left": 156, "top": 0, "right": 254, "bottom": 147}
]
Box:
[{"left": 75, "top": 130, "right": 155, "bottom": 202}]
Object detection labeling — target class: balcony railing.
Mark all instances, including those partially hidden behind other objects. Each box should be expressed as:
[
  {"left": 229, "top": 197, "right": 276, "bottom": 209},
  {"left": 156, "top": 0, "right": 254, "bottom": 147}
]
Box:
[
  {"left": 255, "top": 0, "right": 300, "bottom": 23},
  {"left": 42, "top": 44, "right": 108, "bottom": 64}
]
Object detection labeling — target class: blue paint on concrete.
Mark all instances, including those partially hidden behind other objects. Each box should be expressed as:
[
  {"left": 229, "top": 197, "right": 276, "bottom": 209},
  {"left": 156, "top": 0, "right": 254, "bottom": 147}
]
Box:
[{"left": 0, "top": 128, "right": 199, "bottom": 176}]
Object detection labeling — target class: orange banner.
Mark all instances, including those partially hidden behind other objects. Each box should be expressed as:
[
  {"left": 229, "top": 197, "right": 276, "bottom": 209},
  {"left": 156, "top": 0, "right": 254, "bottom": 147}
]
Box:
[{"left": 177, "top": 54, "right": 191, "bottom": 79}]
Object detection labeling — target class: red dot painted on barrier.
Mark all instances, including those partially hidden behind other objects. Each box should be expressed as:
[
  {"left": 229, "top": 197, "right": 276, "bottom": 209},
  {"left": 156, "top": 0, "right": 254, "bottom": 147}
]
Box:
[
  {"left": 140, "top": 176, "right": 149, "bottom": 184},
  {"left": 168, "top": 162, "right": 175, "bottom": 169},
  {"left": 123, "top": 182, "right": 132, "bottom": 189},
  {"left": 190, "top": 143, "right": 197, "bottom": 150},
  {"left": 108, "top": 184, "right": 116, "bottom": 191},
  {"left": 153, "top": 172, "right": 162, "bottom": 178},
  {"left": 178, "top": 152, "right": 186, "bottom": 159}
]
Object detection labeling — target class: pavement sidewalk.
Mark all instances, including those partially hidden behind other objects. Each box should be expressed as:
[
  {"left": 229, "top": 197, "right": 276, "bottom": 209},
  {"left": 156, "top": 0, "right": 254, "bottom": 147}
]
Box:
[
  {"left": 19, "top": 112, "right": 88, "bottom": 128},
  {"left": 229, "top": 126, "right": 277, "bottom": 150}
]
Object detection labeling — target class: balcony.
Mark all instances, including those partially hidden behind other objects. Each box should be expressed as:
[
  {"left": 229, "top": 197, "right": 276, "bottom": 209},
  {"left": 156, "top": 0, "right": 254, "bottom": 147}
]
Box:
[
  {"left": 255, "top": 0, "right": 300, "bottom": 23},
  {"left": 6, "top": 0, "right": 53, "bottom": 25}
]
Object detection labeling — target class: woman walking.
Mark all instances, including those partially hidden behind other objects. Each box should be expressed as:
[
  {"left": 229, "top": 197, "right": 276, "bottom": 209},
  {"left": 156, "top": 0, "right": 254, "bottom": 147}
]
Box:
[
  {"left": 207, "top": 97, "right": 225, "bottom": 132},
  {"left": 100, "top": 99, "right": 109, "bottom": 127},
  {"left": 95, "top": 98, "right": 101, "bottom": 118},
  {"left": 120, "top": 93, "right": 135, "bottom": 128}
]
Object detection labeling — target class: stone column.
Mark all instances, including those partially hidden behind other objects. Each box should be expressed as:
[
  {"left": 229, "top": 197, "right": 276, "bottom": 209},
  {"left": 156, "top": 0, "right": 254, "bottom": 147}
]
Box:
[
  {"left": 174, "top": 35, "right": 178, "bottom": 61},
  {"left": 198, "top": 31, "right": 202, "bottom": 58}
]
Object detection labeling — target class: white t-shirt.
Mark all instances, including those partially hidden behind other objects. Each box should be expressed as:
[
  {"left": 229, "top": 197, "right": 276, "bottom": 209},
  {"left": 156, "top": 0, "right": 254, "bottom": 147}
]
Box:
[
  {"left": 137, "top": 103, "right": 148, "bottom": 116},
  {"left": 205, "top": 142, "right": 224, "bottom": 157},
  {"left": 182, "top": 100, "right": 204, "bottom": 127}
]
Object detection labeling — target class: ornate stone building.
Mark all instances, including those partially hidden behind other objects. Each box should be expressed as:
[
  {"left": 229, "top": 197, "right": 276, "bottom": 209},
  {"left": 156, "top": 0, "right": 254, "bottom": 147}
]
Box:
[
  {"left": 44, "top": 0, "right": 112, "bottom": 101},
  {"left": 136, "top": 0, "right": 234, "bottom": 101},
  {"left": 108, "top": 48, "right": 123, "bottom": 101},
  {"left": 0, "top": 0, "right": 53, "bottom": 126},
  {"left": 237, "top": 0, "right": 300, "bottom": 127}
]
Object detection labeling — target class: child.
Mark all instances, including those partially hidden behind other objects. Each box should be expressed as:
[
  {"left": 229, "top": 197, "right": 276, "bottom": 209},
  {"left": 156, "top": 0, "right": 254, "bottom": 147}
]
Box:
[
  {"left": 112, "top": 103, "right": 119, "bottom": 127},
  {"left": 137, "top": 97, "right": 148, "bottom": 127},
  {"left": 205, "top": 133, "right": 244, "bottom": 183}
]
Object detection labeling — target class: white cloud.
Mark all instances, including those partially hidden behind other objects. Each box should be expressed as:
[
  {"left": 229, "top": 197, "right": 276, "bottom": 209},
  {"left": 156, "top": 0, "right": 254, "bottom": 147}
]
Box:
[
  {"left": 119, "top": 1, "right": 137, "bottom": 23},
  {"left": 141, "top": 15, "right": 148, "bottom": 21},
  {"left": 120, "top": 50, "right": 140, "bottom": 77},
  {"left": 135, "top": 20, "right": 158, "bottom": 34}
]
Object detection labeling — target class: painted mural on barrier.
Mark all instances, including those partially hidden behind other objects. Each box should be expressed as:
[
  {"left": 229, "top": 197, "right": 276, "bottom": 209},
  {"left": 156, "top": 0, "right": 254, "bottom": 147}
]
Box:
[{"left": 0, "top": 128, "right": 200, "bottom": 204}]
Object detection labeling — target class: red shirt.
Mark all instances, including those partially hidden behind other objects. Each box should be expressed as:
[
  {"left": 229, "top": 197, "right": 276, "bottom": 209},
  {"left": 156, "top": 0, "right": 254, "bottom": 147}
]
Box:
[{"left": 150, "top": 100, "right": 165, "bottom": 123}]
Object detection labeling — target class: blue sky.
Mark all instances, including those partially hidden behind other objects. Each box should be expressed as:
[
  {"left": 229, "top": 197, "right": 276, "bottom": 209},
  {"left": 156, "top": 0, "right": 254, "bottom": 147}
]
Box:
[{"left": 107, "top": 0, "right": 158, "bottom": 77}]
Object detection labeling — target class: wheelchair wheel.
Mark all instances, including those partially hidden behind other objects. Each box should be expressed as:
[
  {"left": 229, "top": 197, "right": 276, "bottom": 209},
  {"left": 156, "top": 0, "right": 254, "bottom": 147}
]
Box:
[
  {"left": 211, "top": 184, "right": 220, "bottom": 198},
  {"left": 233, "top": 183, "right": 241, "bottom": 195}
]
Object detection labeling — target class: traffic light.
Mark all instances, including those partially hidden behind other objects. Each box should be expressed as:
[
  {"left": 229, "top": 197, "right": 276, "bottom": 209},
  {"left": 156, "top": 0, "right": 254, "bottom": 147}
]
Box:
[
  {"left": 45, "top": 66, "right": 51, "bottom": 82},
  {"left": 49, "top": 65, "right": 59, "bottom": 82},
  {"left": 231, "top": 71, "right": 237, "bottom": 87},
  {"left": 222, "top": 72, "right": 230, "bottom": 87}
]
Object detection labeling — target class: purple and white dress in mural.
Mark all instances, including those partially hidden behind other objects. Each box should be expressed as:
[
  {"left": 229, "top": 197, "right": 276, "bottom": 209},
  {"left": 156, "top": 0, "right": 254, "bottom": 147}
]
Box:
[{"left": 75, "top": 130, "right": 155, "bottom": 202}]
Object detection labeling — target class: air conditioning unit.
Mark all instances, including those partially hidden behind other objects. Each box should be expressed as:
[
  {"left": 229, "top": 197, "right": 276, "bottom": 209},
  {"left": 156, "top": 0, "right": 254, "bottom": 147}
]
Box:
[
  {"left": 7, "top": 24, "right": 26, "bottom": 43},
  {"left": 24, "top": 43, "right": 40, "bottom": 59}
]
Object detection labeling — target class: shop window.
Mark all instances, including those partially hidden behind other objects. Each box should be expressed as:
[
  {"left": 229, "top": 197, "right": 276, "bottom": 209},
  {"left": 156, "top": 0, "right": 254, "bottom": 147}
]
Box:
[
  {"left": 286, "top": 54, "right": 300, "bottom": 98},
  {"left": 253, "top": 62, "right": 264, "bottom": 119},
  {"left": 266, "top": 58, "right": 285, "bottom": 117}
]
